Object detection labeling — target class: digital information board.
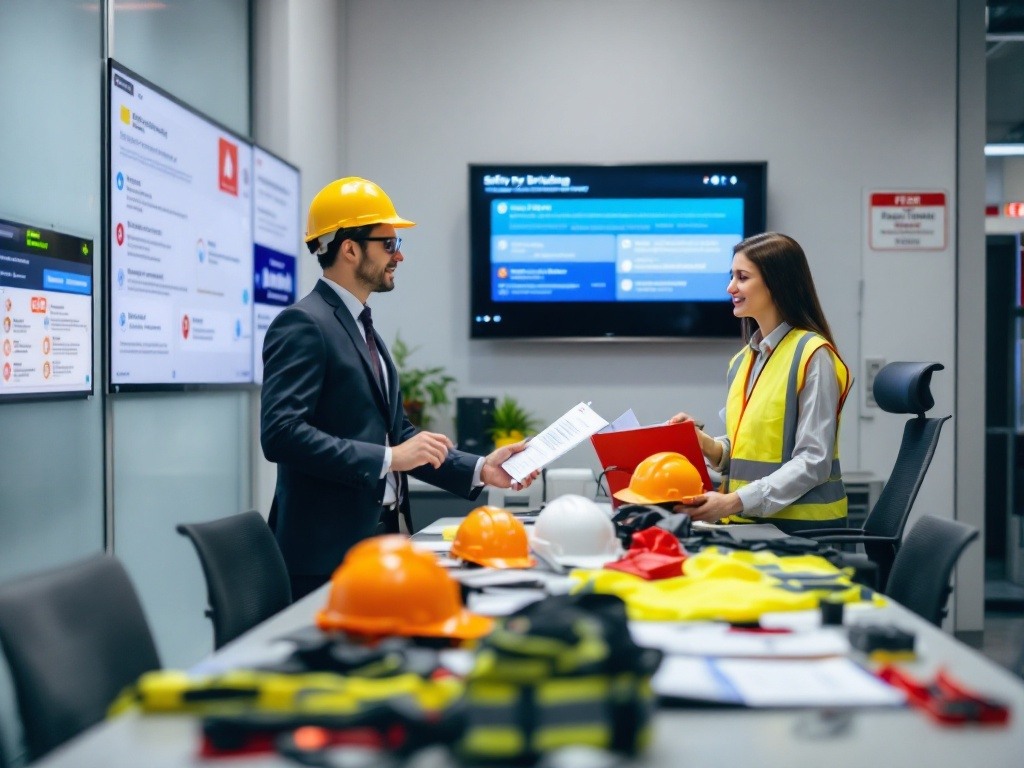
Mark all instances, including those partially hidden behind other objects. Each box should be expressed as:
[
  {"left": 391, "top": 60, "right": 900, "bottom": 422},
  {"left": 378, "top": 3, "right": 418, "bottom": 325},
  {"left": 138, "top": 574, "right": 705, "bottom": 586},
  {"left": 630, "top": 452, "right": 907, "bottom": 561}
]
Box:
[
  {"left": 0, "top": 217, "right": 93, "bottom": 401},
  {"left": 252, "top": 146, "right": 299, "bottom": 385},
  {"left": 108, "top": 62, "right": 254, "bottom": 390}
]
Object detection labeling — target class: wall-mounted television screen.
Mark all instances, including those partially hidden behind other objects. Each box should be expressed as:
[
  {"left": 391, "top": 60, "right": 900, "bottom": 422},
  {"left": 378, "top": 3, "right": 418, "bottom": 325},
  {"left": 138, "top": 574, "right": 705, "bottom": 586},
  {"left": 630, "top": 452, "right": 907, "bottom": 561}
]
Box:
[
  {"left": 251, "top": 145, "right": 300, "bottom": 385},
  {"left": 107, "top": 60, "right": 254, "bottom": 392},
  {"left": 0, "top": 216, "right": 94, "bottom": 402},
  {"left": 468, "top": 162, "right": 767, "bottom": 340}
]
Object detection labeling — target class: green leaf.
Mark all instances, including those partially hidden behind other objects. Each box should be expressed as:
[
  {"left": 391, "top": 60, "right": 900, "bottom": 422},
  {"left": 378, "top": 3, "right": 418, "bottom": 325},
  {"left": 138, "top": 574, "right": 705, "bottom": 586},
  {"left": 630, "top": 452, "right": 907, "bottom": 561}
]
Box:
[
  {"left": 392, "top": 333, "right": 456, "bottom": 426},
  {"left": 487, "top": 396, "right": 540, "bottom": 438}
]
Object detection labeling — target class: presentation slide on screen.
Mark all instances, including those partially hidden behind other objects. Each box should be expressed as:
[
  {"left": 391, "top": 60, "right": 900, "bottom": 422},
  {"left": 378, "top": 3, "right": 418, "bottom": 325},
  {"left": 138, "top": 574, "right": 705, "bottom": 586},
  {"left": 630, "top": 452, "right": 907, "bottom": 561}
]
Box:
[
  {"left": 109, "top": 65, "right": 254, "bottom": 387},
  {"left": 489, "top": 197, "right": 742, "bottom": 303},
  {"left": 252, "top": 147, "right": 299, "bottom": 385},
  {"left": 0, "top": 217, "right": 93, "bottom": 398}
]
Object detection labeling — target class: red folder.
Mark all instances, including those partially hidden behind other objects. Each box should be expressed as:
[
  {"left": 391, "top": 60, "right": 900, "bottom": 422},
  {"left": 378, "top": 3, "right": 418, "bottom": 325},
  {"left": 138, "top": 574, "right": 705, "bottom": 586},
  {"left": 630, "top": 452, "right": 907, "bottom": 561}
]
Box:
[{"left": 590, "top": 421, "right": 715, "bottom": 508}]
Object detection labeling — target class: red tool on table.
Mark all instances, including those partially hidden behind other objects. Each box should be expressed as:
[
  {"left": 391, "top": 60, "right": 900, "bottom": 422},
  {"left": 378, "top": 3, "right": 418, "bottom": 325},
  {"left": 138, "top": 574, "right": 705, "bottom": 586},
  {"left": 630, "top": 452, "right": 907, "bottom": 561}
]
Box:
[{"left": 877, "top": 665, "right": 1010, "bottom": 726}]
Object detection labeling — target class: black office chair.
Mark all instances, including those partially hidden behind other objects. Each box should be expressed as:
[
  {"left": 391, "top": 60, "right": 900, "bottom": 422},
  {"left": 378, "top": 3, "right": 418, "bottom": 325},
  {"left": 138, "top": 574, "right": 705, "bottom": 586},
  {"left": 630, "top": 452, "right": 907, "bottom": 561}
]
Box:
[
  {"left": 884, "top": 514, "right": 979, "bottom": 626},
  {"left": 803, "top": 361, "right": 950, "bottom": 591},
  {"left": 0, "top": 554, "right": 160, "bottom": 762},
  {"left": 177, "top": 510, "right": 292, "bottom": 649}
]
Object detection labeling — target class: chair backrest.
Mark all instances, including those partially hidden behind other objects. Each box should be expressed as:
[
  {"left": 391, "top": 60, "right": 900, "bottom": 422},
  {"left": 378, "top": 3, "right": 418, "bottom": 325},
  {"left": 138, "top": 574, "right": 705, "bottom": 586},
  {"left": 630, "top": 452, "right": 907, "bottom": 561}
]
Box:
[
  {"left": 886, "top": 515, "right": 979, "bottom": 626},
  {"left": 177, "top": 510, "right": 292, "bottom": 649},
  {"left": 863, "top": 362, "right": 950, "bottom": 541},
  {"left": 0, "top": 554, "right": 160, "bottom": 761}
]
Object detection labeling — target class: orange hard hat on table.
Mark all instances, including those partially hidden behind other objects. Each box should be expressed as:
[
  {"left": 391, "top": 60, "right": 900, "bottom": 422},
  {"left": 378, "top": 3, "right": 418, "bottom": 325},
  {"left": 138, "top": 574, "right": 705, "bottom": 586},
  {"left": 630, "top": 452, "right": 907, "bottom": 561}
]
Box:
[
  {"left": 612, "top": 451, "right": 704, "bottom": 505},
  {"left": 450, "top": 506, "right": 536, "bottom": 569},
  {"left": 316, "top": 535, "right": 493, "bottom": 640}
]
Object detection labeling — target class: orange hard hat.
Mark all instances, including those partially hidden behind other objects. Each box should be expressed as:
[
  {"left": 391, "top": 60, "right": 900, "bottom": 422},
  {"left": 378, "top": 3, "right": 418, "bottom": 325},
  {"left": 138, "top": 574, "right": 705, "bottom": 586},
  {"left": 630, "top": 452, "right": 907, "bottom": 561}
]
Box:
[
  {"left": 316, "top": 535, "right": 494, "bottom": 639},
  {"left": 449, "top": 506, "right": 536, "bottom": 569},
  {"left": 613, "top": 451, "right": 704, "bottom": 505}
]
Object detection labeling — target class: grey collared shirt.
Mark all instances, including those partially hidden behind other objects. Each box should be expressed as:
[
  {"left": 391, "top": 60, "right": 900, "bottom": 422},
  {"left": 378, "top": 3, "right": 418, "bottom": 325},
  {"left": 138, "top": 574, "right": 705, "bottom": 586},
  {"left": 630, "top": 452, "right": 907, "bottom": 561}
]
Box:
[{"left": 712, "top": 322, "right": 841, "bottom": 517}]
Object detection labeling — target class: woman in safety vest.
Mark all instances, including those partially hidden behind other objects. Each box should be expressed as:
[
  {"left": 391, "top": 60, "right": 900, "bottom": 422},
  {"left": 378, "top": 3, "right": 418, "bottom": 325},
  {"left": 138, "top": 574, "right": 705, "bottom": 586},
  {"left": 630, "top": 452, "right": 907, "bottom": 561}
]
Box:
[{"left": 670, "top": 232, "right": 851, "bottom": 535}]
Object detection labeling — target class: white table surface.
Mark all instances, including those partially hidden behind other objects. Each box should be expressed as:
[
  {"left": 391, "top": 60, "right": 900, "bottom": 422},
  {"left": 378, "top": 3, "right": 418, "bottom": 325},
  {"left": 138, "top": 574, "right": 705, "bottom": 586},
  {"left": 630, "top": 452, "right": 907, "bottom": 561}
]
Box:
[{"left": 34, "top": 542, "right": 1024, "bottom": 768}]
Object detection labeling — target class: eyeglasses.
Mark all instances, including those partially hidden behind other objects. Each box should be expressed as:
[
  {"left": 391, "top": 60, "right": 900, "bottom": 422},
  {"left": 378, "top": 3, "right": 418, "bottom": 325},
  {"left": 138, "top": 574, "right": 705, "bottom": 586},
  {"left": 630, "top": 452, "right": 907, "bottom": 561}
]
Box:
[{"left": 358, "top": 236, "right": 403, "bottom": 255}]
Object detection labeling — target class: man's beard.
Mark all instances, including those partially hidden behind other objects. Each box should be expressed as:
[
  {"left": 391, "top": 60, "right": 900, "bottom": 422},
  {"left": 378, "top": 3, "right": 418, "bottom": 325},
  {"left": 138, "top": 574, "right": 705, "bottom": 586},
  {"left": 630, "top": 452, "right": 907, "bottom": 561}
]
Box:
[{"left": 356, "top": 252, "right": 395, "bottom": 294}]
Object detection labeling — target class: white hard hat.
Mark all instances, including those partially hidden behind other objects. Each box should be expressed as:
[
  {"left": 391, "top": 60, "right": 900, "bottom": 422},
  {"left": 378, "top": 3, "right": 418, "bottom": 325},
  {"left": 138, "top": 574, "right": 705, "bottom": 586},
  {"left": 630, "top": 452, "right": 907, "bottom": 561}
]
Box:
[{"left": 530, "top": 494, "right": 623, "bottom": 569}]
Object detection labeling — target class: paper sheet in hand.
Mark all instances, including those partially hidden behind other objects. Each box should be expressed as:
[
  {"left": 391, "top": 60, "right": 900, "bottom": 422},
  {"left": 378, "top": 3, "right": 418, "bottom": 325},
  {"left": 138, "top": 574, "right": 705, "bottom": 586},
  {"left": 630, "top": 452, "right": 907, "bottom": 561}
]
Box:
[{"left": 501, "top": 402, "right": 608, "bottom": 482}]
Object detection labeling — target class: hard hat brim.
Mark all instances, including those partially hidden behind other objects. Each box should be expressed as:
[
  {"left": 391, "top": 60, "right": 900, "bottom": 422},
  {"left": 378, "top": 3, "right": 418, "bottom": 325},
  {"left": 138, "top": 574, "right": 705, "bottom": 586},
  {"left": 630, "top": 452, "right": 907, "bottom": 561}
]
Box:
[
  {"left": 612, "top": 488, "right": 661, "bottom": 505},
  {"left": 612, "top": 488, "right": 701, "bottom": 505},
  {"left": 316, "top": 606, "right": 494, "bottom": 640},
  {"left": 473, "top": 555, "right": 537, "bottom": 569},
  {"left": 554, "top": 551, "right": 624, "bottom": 570},
  {"left": 304, "top": 215, "right": 415, "bottom": 243},
  {"left": 408, "top": 609, "right": 495, "bottom": 640}
]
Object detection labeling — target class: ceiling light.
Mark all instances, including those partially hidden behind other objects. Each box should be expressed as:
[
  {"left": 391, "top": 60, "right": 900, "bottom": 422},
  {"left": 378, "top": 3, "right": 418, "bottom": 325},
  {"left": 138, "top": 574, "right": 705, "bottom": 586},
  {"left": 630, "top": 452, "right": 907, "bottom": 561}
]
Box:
[{"left": 985, "top": 143, "right": 1024, "bottom": 156}]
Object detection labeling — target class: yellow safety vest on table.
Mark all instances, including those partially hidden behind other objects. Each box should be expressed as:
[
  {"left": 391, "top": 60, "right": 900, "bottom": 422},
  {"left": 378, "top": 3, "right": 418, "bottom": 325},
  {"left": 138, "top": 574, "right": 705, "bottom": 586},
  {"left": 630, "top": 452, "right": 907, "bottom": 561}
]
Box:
[{"left": 570, "top": 547, "right": 880, "bottom": 623}]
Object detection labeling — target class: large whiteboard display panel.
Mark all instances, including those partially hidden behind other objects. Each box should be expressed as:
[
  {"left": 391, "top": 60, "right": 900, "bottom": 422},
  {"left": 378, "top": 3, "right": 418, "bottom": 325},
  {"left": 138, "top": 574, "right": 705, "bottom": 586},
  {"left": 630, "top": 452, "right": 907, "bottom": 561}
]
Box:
[
  {"left": 108, "top": 61, "right": 254, "bottom": 391},
  {"left": 252, "top": 146, "right": 299, "bottom": 385},
  {"left": 0, "top": 217, "right": 94, "bottom": 402}
]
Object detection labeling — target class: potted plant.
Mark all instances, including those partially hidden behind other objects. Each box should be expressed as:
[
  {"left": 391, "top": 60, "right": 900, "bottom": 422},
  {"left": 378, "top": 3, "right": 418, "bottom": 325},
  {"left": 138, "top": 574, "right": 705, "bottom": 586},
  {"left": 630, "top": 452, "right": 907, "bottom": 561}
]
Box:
[
  {"left": 391, "top": 334, "right": 456, "bottom": 429},
  {"left": 488, "top": 396, "right": 540, "bottom": 448}
]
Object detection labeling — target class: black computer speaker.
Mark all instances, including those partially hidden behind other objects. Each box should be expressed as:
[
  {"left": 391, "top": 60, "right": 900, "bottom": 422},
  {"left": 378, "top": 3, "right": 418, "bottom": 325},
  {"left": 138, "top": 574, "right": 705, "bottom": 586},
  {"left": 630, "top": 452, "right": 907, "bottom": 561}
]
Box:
[{"left": 457, "top": 396, "right": 496, "bottom": 454}]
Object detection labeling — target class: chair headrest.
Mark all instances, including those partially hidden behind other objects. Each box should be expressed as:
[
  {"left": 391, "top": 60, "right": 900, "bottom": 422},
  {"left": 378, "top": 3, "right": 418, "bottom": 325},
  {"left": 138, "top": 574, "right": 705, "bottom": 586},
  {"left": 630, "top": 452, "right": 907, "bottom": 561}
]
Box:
[{"left": 872, "top": 362, "right": 944, "bottom": 416}]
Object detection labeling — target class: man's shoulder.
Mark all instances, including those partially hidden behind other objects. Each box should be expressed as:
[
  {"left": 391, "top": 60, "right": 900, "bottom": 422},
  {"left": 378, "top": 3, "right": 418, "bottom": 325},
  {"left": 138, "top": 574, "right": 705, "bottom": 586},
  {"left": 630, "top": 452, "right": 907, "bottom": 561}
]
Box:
[{"left": 277, "top": 285, "right": 334, "bottom": 318}]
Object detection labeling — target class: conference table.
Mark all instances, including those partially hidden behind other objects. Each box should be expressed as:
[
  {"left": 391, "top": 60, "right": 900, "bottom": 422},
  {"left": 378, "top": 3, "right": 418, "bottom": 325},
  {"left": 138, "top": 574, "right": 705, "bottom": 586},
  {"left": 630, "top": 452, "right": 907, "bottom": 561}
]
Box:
[{"left": 36, "top": 522, "right": 1024, "bottom": 768}]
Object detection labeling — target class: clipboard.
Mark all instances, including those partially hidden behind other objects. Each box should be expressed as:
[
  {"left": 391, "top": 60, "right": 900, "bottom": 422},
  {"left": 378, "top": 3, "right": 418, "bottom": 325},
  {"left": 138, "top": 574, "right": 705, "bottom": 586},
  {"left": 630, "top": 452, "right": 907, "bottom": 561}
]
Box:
[{"left": 590, "top": 421, "right": 715, "bottom": 507}]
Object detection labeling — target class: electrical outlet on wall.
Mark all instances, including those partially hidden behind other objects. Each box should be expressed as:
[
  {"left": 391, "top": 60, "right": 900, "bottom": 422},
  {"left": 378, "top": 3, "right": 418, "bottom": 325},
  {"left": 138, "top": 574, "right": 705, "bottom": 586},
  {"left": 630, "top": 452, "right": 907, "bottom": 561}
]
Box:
[{"left": 863, "top": 357, "right": 886, "bottom": 410}]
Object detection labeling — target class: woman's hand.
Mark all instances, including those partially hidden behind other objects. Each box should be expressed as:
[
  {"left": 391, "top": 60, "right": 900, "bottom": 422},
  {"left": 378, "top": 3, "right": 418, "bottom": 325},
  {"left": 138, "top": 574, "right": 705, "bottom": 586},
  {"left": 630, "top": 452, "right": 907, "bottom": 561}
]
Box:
[
  {"left": 667, "top": 412, "right": 722, "bottom": 465},
  {"left": 676, "top": 491, "right": 743, "bottom": 523},
  {"left": 667, "top": 412, "right": 702, "bottom": 429}
]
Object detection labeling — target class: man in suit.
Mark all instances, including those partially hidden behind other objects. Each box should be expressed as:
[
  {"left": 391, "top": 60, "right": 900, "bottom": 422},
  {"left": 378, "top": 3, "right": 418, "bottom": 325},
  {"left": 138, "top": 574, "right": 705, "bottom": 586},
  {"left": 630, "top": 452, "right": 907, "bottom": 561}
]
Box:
[{"left": 261, "top": 177, "right": 534, "bottom": 598}]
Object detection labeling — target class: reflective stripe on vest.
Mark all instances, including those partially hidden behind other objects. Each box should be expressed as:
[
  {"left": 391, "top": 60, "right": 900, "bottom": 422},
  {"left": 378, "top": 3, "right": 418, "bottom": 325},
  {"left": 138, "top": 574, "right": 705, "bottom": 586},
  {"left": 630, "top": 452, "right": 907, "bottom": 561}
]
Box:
[{"left": 725, "top": 329, "right": 850, "bottom": 522}]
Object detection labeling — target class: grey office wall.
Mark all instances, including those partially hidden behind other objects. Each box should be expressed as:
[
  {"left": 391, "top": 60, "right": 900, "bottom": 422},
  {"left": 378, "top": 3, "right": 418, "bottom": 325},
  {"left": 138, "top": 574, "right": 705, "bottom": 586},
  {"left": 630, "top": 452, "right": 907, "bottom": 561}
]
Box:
[
  {"left": 0, "top": 0, "right": 105, "bottom": 582},
  {"left": 110, "top": 0, "right": 252, "bottom": 668},
  {"left": 0, "top": 0, "right": 253, "bottom": 695},
  {"left": 0, "top": 2, "right": 105, "bottom": 758}
]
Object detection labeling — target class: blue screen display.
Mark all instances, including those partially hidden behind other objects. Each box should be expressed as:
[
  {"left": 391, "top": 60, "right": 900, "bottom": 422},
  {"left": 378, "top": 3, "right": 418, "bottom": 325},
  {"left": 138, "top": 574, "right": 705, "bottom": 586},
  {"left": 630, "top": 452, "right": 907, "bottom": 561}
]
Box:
[{"left": 469, "top": 163, "right": 766, "bottom": 340}]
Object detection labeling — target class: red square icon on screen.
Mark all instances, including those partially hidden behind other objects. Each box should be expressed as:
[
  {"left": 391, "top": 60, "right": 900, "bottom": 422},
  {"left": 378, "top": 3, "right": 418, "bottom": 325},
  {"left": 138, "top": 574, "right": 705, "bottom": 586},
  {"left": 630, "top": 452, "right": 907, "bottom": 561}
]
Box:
[{"left": 218, "top": 138, "right": 238, "bottom": 196}]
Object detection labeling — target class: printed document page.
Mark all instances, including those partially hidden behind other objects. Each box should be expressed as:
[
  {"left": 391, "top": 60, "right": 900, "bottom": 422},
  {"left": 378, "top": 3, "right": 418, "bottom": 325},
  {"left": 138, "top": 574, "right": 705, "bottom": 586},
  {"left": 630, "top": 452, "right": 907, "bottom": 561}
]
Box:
[{"left": 501, "top": 402, "right": 608, "bottom": 482}]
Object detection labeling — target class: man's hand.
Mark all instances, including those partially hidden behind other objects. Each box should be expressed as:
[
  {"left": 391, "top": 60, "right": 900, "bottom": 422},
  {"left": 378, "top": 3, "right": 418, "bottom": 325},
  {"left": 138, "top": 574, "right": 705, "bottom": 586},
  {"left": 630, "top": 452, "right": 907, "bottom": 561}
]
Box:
[
  {"left": 391, "top": 431, "right": 454, "bottom": 472},
  {"left": 480, "top": 439, "right": 540, "bottom": 490}
]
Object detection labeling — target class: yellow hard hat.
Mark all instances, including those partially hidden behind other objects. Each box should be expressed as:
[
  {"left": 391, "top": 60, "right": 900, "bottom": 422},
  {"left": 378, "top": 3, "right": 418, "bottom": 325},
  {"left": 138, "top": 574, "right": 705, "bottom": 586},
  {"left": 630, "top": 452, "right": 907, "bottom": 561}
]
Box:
[
  {"left": 305, "top": 177, "right": 415, "bottom": 243},
  {"left": 613, "top": 451, "right": 704, "bottom": 505}
]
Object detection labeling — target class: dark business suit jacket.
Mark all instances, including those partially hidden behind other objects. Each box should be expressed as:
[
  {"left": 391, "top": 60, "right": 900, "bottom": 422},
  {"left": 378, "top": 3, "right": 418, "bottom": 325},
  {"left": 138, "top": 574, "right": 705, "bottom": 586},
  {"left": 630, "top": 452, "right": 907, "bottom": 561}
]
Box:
[{"left": 261, "top": 279, "right": 482, "bottom": 579}]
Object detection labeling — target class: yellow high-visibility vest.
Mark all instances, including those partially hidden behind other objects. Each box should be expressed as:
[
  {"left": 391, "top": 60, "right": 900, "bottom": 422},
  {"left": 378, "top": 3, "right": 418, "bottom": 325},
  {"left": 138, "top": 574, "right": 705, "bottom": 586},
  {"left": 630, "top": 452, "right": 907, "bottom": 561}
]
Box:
[
  {"left": 725, "top": 329, "right": 851, "bottom": 522},
  {"left": 569, "top": 548, "right": 879, "bottom": 624}
]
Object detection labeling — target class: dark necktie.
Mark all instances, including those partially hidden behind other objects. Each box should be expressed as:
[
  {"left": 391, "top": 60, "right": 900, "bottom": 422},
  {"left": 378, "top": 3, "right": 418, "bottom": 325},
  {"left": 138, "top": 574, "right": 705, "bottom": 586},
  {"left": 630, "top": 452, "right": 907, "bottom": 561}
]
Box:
[{"left": 358, "top": 306, "right": 384, "bottom": 392}]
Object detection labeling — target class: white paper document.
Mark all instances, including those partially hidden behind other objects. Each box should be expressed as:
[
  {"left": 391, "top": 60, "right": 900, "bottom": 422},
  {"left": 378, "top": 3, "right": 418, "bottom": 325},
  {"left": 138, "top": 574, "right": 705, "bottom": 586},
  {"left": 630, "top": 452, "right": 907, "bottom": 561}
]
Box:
[
  {"left": 652, "top": 656, "right": 906, "bottom": 708},
  {"left": 501, "top": 402, "right": 608, "bottom": 482},
  {"left": 597, "top": 408, "right": 642, "bottom": 433},
  {"left": 629, "top": 623, "right": 852, "bottom": 658}
]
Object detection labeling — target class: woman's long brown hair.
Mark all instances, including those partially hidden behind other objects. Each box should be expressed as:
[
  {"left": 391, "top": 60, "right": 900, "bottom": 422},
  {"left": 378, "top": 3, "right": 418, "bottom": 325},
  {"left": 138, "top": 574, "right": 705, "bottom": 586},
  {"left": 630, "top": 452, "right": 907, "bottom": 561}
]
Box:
[{"left": 734, "top": 232, "right": 837, "bottom": 350}]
